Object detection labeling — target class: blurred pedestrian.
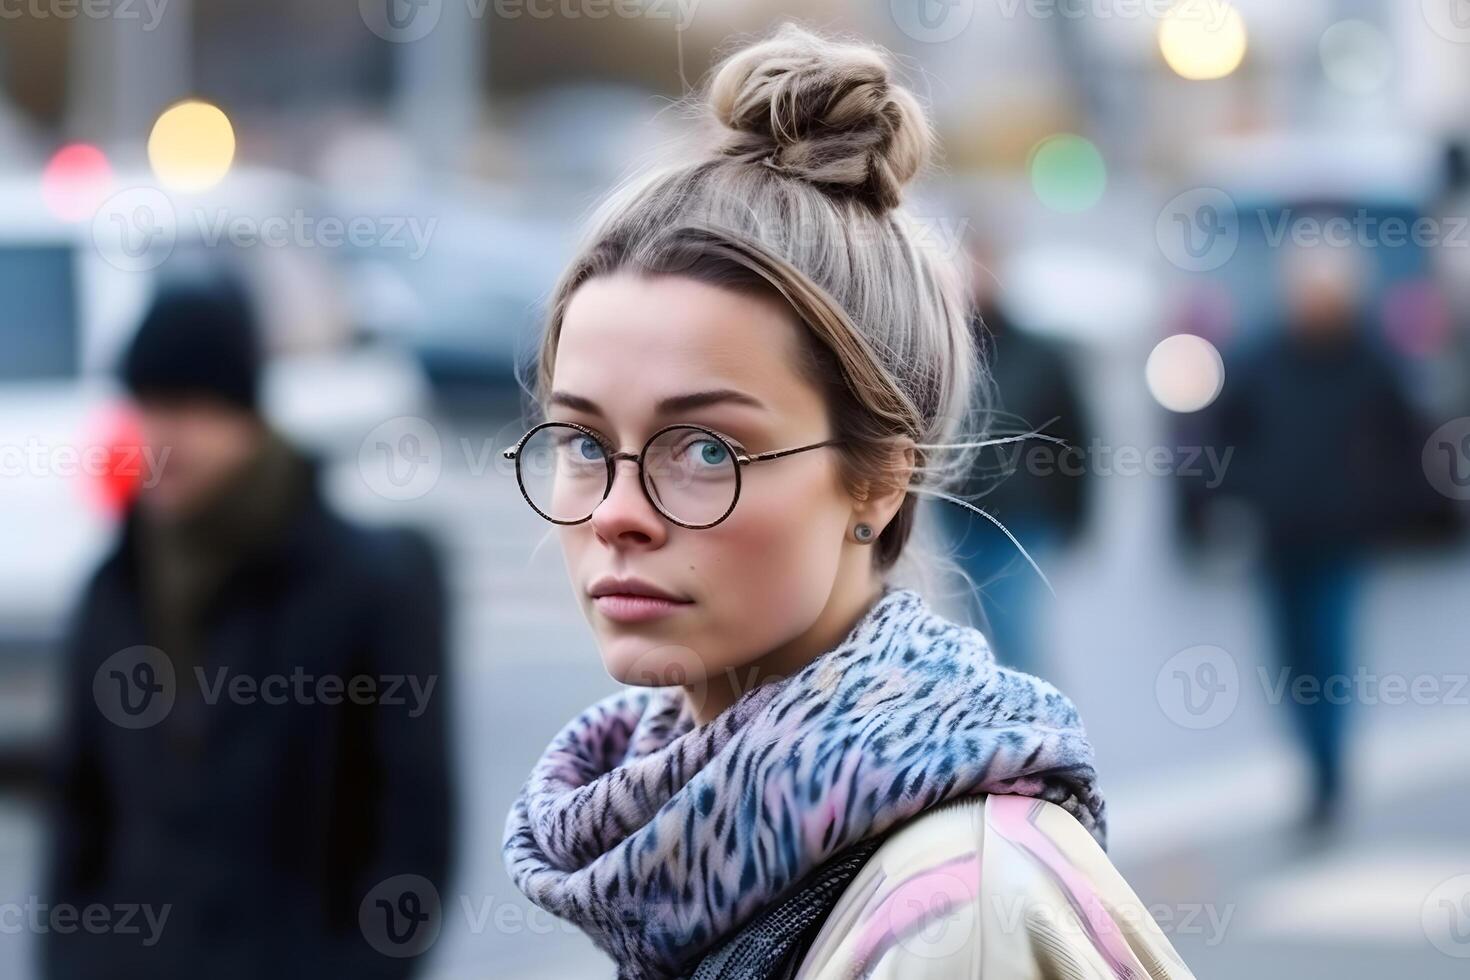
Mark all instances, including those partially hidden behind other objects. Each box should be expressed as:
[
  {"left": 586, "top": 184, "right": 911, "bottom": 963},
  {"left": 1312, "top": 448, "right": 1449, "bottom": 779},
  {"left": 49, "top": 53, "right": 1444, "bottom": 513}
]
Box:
[
  {"left": 1207, "top": 243, "right": 1419, "bottom": 835},
  {"left": 939, "top": 244, "right": 1093, "bottom": 677},
  {"left": 42, "top": 273, "right": 454, "bottom": 979}
]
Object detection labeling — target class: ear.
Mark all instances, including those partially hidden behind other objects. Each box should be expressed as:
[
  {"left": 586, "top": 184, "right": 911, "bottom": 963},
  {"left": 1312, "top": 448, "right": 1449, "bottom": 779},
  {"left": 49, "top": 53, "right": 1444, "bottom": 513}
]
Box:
[{"left": 852, "top": 440, "right": 916, "bottom": 534}]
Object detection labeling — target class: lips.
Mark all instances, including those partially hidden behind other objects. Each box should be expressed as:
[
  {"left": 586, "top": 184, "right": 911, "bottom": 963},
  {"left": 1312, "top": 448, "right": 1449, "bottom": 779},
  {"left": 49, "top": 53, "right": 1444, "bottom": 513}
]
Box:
[
  {"left": 587, "top": 576, "right": 691, "bottom": 603},
  {"left": 592, "top": 594, "right": 683, "bottom": 621},
  {"left": 588, "top": 575, "right": 692, "bottom": 624}
]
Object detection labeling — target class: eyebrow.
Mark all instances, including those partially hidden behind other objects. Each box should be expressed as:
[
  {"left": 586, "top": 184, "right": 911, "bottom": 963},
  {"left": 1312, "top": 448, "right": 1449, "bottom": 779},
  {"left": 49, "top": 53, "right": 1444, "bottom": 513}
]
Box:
[{"left": 548, "top": 388, "right": 769, "bottom": 417}]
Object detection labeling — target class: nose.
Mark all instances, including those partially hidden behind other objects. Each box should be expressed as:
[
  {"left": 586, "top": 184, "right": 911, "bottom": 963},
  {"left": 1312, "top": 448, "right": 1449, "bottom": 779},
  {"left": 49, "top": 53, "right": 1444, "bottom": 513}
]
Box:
[{"left": 587, "top": 456, "right": 668, "bottom": 546}]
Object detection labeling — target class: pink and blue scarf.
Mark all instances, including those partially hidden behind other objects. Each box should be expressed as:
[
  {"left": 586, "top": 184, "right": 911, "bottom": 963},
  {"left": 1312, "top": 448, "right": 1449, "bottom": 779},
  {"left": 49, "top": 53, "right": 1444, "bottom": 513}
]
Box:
[{"left": 503, "top": 584, "right": 1106, "bottom": 978}]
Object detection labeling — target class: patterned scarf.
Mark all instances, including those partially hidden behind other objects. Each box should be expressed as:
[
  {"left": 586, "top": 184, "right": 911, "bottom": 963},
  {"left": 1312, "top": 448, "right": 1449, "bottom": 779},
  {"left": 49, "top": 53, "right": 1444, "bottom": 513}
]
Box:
[{"left": 503, "top": 585, "right": 1107, "bottom": 979}]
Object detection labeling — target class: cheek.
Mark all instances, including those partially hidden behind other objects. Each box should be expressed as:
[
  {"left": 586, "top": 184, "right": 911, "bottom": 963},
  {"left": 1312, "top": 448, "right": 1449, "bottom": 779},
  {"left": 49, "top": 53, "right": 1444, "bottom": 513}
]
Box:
[
  {"left": 692, "top": 475, "right": 846, "bottom": 650},
  {"left": 711, "top": 496, "right": 838, "bottom": 592}
]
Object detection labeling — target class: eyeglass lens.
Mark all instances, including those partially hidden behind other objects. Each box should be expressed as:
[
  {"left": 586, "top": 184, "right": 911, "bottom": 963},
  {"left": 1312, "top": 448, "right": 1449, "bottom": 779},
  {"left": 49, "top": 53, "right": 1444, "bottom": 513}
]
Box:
[{"left": 516, "top": 424, "right": 739, "bottom": 526}]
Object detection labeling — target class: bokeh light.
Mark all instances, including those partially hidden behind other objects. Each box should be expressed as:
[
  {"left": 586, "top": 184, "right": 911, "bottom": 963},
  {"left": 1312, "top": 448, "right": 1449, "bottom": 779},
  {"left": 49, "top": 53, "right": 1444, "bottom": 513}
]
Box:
[
  {"left": 147, "top": 99, "right": 236, "bottom": 192},
  {"left": 41, "top": 143, "right": 114, "bottom": 222},
  {"left": 1146, "top": 333, "right": 1225, "bottom": 412},
  {"left": 83, "top": 404, "right": 146, "bottom": 516},
  {"left": 1159, "top": 1, "right": 1248, "bottom": 81},
  {"left": 1028, "top": 134, "right": 1107, "bottom": 213}
]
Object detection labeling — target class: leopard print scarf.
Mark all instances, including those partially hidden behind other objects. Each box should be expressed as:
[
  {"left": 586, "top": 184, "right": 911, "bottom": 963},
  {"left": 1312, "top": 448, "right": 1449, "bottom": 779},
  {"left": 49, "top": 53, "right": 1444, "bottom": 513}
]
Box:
[{"left": 502, "top": 585, "right": 1107, "bottom": 979}]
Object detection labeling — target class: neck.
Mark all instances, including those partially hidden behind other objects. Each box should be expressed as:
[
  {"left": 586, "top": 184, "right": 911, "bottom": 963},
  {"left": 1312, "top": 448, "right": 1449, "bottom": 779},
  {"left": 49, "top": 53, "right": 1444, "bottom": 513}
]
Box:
[
  {"left": 683, "top": 574, "right": 887, "bottom": 726},
  {"left": 143, "top": 429, "right": 303, "bottom": 547}
]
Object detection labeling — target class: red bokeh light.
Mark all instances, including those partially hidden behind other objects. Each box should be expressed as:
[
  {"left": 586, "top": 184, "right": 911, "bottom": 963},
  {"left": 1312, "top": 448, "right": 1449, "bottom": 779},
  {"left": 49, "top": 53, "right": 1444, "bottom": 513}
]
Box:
[
  {"left": 41, "top": 143, "right": 115, "bottom": 222},
  {"left": 83, "top": 403, "right": 146, "bottom": 517}
]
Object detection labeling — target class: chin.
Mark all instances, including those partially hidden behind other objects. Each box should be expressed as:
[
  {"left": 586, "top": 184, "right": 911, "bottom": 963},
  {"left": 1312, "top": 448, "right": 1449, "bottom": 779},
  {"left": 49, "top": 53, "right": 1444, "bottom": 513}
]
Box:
[{"left": 600, "top": 636, "right": 712, "bottom": 689}]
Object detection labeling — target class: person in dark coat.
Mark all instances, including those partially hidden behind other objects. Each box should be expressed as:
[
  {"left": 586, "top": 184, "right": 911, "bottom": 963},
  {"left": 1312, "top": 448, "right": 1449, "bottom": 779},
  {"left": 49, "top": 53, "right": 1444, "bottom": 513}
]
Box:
[
  {"left": 941, "top": 249, "right": 1093, "bottom": 677},
  {"left": 42, "top": 275, "right": 454, "bottom": 979},
  {"left": 1206, "top": 244, "right": 1419, "bottom": 834}
]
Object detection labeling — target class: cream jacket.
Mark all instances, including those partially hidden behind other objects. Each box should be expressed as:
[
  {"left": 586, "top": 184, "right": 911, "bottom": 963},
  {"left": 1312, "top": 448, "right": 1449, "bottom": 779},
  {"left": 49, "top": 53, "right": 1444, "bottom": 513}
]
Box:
[{"left": 793, "top": 794, "right": 1196, "bottom": 979}]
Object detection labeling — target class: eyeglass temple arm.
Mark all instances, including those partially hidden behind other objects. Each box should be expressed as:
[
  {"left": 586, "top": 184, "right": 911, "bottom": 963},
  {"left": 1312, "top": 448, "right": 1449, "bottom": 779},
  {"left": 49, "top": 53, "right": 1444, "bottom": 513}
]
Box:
[{"left": 740, "top": 438, "right": 843, "bottom": 465}]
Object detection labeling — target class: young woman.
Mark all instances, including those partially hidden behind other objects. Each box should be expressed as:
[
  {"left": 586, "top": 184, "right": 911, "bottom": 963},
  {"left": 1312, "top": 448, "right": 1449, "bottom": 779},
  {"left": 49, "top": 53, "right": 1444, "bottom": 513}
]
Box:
[{"left": 502, "top": 23, "right": 1195, "bottom": 980}]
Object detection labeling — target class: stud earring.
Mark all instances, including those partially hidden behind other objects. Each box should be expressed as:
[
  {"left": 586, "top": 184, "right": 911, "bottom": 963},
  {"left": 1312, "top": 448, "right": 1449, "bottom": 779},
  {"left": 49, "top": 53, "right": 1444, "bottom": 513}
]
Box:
[{"left": 853, "top": 522, "right": 875, "bottom": 544}]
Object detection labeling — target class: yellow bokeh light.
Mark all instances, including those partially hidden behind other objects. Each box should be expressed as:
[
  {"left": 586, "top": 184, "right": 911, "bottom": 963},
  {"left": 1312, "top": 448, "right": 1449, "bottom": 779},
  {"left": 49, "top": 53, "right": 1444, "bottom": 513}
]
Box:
[
  {"left": 147, "top": 100, "right": 236, "bottom": 192},
  {"left": 1158, "top": 1, "right": 1248, "bottom": 81}
]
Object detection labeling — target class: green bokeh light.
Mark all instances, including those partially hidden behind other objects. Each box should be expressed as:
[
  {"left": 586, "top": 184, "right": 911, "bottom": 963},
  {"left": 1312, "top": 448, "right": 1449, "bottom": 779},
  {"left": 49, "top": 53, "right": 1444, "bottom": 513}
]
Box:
[{"left": 1029, "top": 134, "right": 1107, "bottom": 213}]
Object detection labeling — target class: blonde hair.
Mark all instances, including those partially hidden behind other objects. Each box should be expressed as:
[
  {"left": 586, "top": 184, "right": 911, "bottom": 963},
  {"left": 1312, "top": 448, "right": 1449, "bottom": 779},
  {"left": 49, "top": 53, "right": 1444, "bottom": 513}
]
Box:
[{"left": 525, "top": 22, "right": 1004, "bottom": 591}]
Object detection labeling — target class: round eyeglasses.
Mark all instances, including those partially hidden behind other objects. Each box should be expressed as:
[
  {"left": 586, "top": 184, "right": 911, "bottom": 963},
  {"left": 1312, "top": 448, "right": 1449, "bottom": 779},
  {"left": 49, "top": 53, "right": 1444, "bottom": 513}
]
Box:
[{"left": 502, "top": 421, "right": 844, "bottom": 529}]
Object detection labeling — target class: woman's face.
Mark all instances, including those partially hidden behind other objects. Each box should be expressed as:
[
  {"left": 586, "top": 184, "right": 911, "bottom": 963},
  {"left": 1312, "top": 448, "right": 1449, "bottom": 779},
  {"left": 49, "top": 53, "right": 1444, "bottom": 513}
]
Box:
[{"left": 549, "top": 271, "right": 875, "bottom": 701}]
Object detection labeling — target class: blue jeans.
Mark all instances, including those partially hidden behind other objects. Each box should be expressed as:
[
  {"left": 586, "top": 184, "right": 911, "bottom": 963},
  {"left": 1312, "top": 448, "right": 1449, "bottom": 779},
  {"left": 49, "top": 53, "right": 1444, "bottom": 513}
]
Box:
[
  {"left": 939, "top": 504, "right": 1058, "bottom": 677},
  {"left": 1263, "top": 548, "right": 1359, "bottom": 809}
]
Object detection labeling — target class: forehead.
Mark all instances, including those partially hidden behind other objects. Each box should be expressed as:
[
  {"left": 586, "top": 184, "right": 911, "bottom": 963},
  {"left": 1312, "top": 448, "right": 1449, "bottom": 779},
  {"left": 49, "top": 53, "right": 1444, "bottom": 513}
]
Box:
[{"left": 551, "top": 272, "right": 820, "bottom": 424}]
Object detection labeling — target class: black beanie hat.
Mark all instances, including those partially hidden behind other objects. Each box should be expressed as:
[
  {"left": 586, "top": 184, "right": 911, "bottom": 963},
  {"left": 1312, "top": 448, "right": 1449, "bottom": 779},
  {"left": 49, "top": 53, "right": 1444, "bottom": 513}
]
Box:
[{"left": 120, "top": 273, "right": 262, "bottom": 412}]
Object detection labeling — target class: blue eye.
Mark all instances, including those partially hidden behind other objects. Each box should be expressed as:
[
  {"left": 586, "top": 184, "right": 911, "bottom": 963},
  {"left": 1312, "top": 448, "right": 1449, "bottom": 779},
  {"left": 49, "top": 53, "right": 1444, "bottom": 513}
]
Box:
[
  {"left": 695, "top": 440, "right": 729, "bottom": 466},
  {"left": 574, "top": 436, "right": 605, "bottom": 461}
]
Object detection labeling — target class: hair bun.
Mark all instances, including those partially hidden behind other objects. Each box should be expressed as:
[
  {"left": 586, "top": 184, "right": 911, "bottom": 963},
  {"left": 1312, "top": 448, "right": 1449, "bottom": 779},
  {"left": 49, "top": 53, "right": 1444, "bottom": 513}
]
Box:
[{"left": 708, "top": 23, "right": 932, "bottom": 211}]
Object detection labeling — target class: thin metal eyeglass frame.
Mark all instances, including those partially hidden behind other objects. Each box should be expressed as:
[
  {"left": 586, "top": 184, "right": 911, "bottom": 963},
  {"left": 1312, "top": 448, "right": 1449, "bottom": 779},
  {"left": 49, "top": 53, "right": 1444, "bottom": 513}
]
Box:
[{"left": 501, "top": 420, "right": 844, "bottom": 529}]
